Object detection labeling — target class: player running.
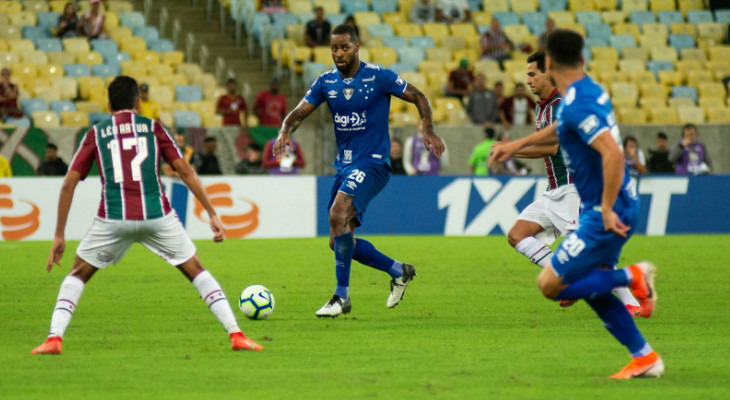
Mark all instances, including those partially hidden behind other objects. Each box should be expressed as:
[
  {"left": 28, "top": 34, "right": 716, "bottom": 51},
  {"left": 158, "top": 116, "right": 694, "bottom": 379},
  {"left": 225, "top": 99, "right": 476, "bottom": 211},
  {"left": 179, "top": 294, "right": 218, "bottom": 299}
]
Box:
[
  {"left": 274, "top": 24, "right": 444, "bottom": 318},
  {"left": 32, "top": 76, "right": 261, "bottom": 354},
  {"left": 490, "top": 30, "right": 663, "bottom": 379},
  {"left": 505, "top": 51, "right": 641, "bottom": 315}
]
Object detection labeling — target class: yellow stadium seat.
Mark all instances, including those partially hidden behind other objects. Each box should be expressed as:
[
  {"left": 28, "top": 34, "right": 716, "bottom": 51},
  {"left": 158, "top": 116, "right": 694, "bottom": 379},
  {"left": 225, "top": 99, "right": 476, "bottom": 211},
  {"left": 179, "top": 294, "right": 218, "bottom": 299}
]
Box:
[
  {"left": 601, "top": 10, "right": 627, "bottom": 25},
  {"left": 642, "top": 23, "right": 668, "bottom": 39},
  {"left": 0, "top": 39, "right": 7, "bottom": 52},
  {"left": 147, "top": 63, "right": 174, "bottom": 78},
  {"left": 134, "top": 50, "right": 160, "bottom": 64},
  {"left": 76, "top": 50, "right": 104, "bottom": 66},
  {"left": 698, "top": 82, "right": 726, "bottom": 99},
  {"left": 441, "top": 36, "right": 466, "bottom": 51},
  {"left": 686, "top": 70, "right": 713, "bottom": 86},
  {"left": 285, "top": 24, "right": 305, "bottom": 47},
  {"left": 452, "top": 49, "right": 478, "bottom": 65},
  {"left": 670, "top": 23, "right": 697, "bottom": 38},
  {"left": 677, "top": 106, "right": 704, "bottom": 123},
  {"left": 418, "top": 60, "right": 446, "bottom": 74},
  {"left": 120, "top": 37, "right": 146, "bottom": 54},
  {"left": 159, "top": 74, "right": 189, "bottom": 87},
  {"left": 618, "top": 107, "right": 647, "bottom": 124},
  {"left": 195, "top": 74, "right": 217, "bottom": 92},
  {"left": 0, "top": 25, "right": 21, "bottom": 40},
  {"left": 613, "top": 23, "right": 641, "bottom": 41},
  {"left": 597, "top": 70, "right": 625, "bottom": 84},
  {"left": 423, "top": 23, "right": 450, "bottom": 45},
  {"left": 32, "top": 111, "right": 61, "bottom": 128},
  {"left": 11, "top": 63, "right": 37, "bottom": 83},
  {"left": 593, "top": 0, "right": 617, "bottom": 10},
  {"left": 473, "top": 59, "right": 500, "bottom": 75},
  {"left": 401, "top": 72, "right": 427, "bottom": 88},
  {"left": 680, "top": 48, "right": 706, "bottom": 61},
  {"left": 569, "top": 0, "right": 594, "bottom": 11},
  {"left": 650, "top": 107, "right": 678, "bottom": 123},
  {"left": 61, "top": 111, "right": 90, "bottom": 127},
  {"left": 450, "top": 23, "right": 478, "bottom": 40},
  {"left": 629, "top": 70, "right": 656, "bottom": 85},
  {"left": 668, "top": 97, "right": 695, "bottom": 108},
  {"left": 149, "top": 85, "right": 173, "bottom": 109},
  {"left": 382, "top": 12, "right": 405, "bottom": 26},
  {"left": 47, "top": 51, "right": 76, "bottom": 65},
  {"left": 650, "top": 47, "right": 677, "bottom": 62},
  {"left": 503, "top": 60, "right": 526, "bottom": 76},
  {"left": 622, "top": 0, "right": 648, "bottom": 12},
  {"left": 389, "top": 97, "right": 405, "bottom": 113},
  {"left": 678, "top": 0, "right": 703, "bottom": 16},
  {"left": 169, "top": 101, "right": 188, "bottom": 112},
  {"left": 313, "top": 0, "right": 340, "bottom": 14},
  {"left": 482, "top": 0, "right": 508, "bottom": 13},
  {"left": 435, "top": 97, "right": 463, "bottom": 115},
  {"left": 22, "top": 50, "right": 48, "bottom": 65},
  {"left": 77, "top": 76, "right": 105, "bottom": 99},
  {"left": 641, "top": 82, "right": 668, "bottom": 99},
  {"left": 370, "top": 47, "right": 398, "bottom": 66},
  {"left": 390, "top": 111, "right": 419, "bottom": 126},
  {"left": 121, "top": 61, "right": 147, "bottom": 80},
  {"left": 394, "top": 23, "right": 423, "bottom": 39},
  {"left": 37, "top": 64, "right": 64, "bottom": 80},
  {"left": 312, "top": 46, "right": 331, "bottom": 65},
  {"left": 560, "top": 23, "right": 587, "bottom": 37},
  {"left": 0, "top": 1, "right": 21, "bottom": 13},
  {"left": 24, "top": 1, "right": 50, "bottom": 13},
  {"left": 704, "top": 106, "right": 730, "bottom": 123},
  {"left": 202, "top": 113, "right": 222, "bottom": 127},
  {"left": 33, "top": 85, "right": 61, "bottom": 103},
  {"left": 8, "top": 38, "right": 34, "bottom": 53},
  {"left": 658, "top": 70, "right": 684, "bottom": 86},
  {"left": 109, "top": 26, "right": 133, "bottom": 44},
  {"left": 426, "top": 47, "right": 452, "bottom": 62},
  {"left": 513, "top": 0, "right": 538, "bottom": 13},
  {"left": 698, "top": 23, "right": 725, "bottom": 42},
  {"left": 472, "top": 11, "right": 492, "bottom": 26},
  {"left": 52, "top": 77, "right": 78, "bottom": 100},
  {"left": 611, "top": 82, "right": 639, "bottom": 102},
  {"left": 187, "top": 101, "right": 217, "bottom": 116},
  {"left": 426, "top": 71, "right": 447, "bottom": 88},
  {"left": 63, "top": 38, "right": 90, "bottom": 54},
  {"left": 20, "top": 77, "right": 48, "bottom": 94},
  {"left": 650, "top": 0, "right": 676, "bottom": 13},
  {"left": 709, "top": 45, "right": 730, "bottom": 63},
  {"left": 107, "top": 1, "right": 134, "bottom": 13},
  {"left": 176, "top": 63, "right": 202, "bottom": 81},
  {"left": 288, "top": 0, "right": 312, "bottom": 14},
  {"left": 622, "top": 46, "right": 649, "bottom": 62},
  {"left": 619, "top": 59, "right": 645, "bottom": 72},
  {"left": 504, "top": 25, "right": 531, "bottom": 44},
  {"left": 706, "top": 61, "right": 730, "bottom": 80},
  {"left": 353, "top": 11, "right": 380, "bottom": 26},
  {"left": 548, "top": 11, "right": 576, "bottom": 25},
  {"left": 104, "top": 12, "right": 120, "bottom": 33},
  {"left": 75, "top": 101, "right": 104, "bottom": 115},
  {"left": 9, "top": 11, "right": 37, "bottom": 27},
  {"left": 592, "top": 46, "right": 619, "bottom": 63},
  {"left": 49, "top": 0, "right": 66, "bottom": 12},
  {"left": 640, "top": 97, "right": 667, "bottom": 109},
  {"left": 675, "top": 59, "right": 703, "bottom": 74},
  {"left": 590, "top": 60, "right": 618, "bottom": 75},
  {"left": 161, "top": 51, "right": 184, "bottom": 66},
  {"left": 0, "top": 51, "right": 19, "bottom": 69}
]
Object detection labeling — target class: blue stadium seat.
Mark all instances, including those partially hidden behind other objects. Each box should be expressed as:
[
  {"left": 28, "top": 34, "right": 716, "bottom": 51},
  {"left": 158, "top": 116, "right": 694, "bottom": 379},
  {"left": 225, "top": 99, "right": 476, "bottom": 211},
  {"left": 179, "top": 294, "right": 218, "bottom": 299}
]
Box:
[
  {"left": 388, "top": 62, "right": 417, "bottom": 74},
  {"left": 88, "top": 112, "right": 111, "bottom": 124},
  {"left": 173, "top": 111, "right": 202, "bottom": 128},
  {"left": 647, "top": 60, "right": 674, "bottom": 77},
  {"left": 341, "top": 0, "right": 369, "bottom": 14},
  {"left": 102, "top": 51, "right": 131, "bottom": 68},
  {"left": 148, "top": 39, "right": 175, "bottom": 53},
  {"left": 493, "top": 12, "right": 520, "bottom": 26},
  {"left": 715, "top": 10, "right": 730, "bottom": 24},
  {"left": 175, "top": 85, "right": 203, "bottom": 102},
  {"left": 585, "top": 23, "right": 612, "bottom": 41},
  {"left": 609, "top": 34, "right": 637, "bottom": 53},
  {"left": 687, "top": 10, "right": 714, "bottom": 25},
  {"left": 576, "top": 11, "right": 602, "bottom": 26},
  {"left": 372, "top": 0, "right": 397, "bottom": 14},
  {"left": 21, "top": 98, "right": 48, "bottom": 116},
  {"left": 367, "top": 24, "right": 394, "bottom": 39},
  {"left": 49, "top": 100, "right": 76, "bottom": 114},
  {"left": 658, "top": 11, "right": 684, "bottom": 27},
  {"left": 522, "top": 11, "right": 547, "bottom": 34},
  {"left": 630, "top": 11, "right": 656, "bottom": 28},
  {"left": 247, "top": 12, "right": 270, "bottom": 40},
  {"left": 396, "top": 47, "right": 425, "bottom": 65},
  {"left": 91, "top": 63, "right": 121, "bottom": 78},
  {"left": 584, "top": 37, "right": 609, "bottom": 49},
  {"left": 409, "top": 35, "right": 435, "bottom": 49},
  {"left": 297, "top": 12, "right": 314, "bottom": 24},
  {"left": 119, "top": 12, "right": 146, "bottom": 30},
  {"left": 327, "top": 13, "right": 347, "bottom": 26},
  {"left": 302, "top": 62, "right": 329, "bottom": 85},
  {"left": 466, "top": 0, "right": 481, "bottom": 11},
  {"left": 477, "top": 25, "right": 491, "bottom": 35},
  {"left": 671, "top": 85, "right": 698, "bottom": 103},
  {"left": 133, "top": 26, "right": 160, "bottom": 44},
  {"left": 540, "top": 0, "right": 567, "bottom": 12},
  {"left": 64, "top": 64, "right": 91, "bottom": 78},
  {"left": 582, "top": 47, "right": 592, "bottom": 63},
  {"left": 669, "top": 34, "right": 696, "bottom": 52},
  {"left": 34, "top": 38, "right": 63, "bottom": 52},
  {"left": 382, "top": 35, "right": 408, "bottom": 48},
  {"left": 272, "top": 12, "right": 298, "bottom": 30},
  {"left": 22, "top": 26, "right": 50, "bottom": 41},
  {"left": 96, "top": 48, "right": 121, "bottom": 64},
  {"left": 4, "top": 116, "right": 31, "bottom": 129},
  {"left": 36, "top": 12, "right": 60, "bottom": 32}
]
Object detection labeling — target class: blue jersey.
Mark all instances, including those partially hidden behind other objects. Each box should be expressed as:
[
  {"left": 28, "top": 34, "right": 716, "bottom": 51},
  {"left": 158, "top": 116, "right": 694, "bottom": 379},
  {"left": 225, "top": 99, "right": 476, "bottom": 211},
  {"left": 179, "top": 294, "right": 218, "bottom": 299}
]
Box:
[
  {"left": 304, "top": 62, "right": 407, "bottom": 170},
  {"left": 555, "top": 76, "right": 637, "bottom": 214}
]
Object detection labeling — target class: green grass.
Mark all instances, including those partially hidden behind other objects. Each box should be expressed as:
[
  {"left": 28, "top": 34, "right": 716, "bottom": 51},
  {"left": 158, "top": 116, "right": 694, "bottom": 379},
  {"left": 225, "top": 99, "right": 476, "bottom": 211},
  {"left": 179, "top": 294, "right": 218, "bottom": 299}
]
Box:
[{"left": 1, "top": 236, "right": 729, "bottom": 399}]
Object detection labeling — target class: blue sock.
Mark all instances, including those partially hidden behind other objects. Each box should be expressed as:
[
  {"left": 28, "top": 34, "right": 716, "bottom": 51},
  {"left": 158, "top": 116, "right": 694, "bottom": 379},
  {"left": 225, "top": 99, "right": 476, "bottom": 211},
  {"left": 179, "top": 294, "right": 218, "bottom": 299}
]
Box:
[
  {"left": 353, "top": 238, "right": 403, "bottom": 279},
  {"left": 586, "top": 293, "right": 649, "bottom": 356},
  {"left": 334, "top": 232, "right": 354, "bottom": 299},
  {"left": 556, "top": 269, "right": 631, "bottom": 300}
]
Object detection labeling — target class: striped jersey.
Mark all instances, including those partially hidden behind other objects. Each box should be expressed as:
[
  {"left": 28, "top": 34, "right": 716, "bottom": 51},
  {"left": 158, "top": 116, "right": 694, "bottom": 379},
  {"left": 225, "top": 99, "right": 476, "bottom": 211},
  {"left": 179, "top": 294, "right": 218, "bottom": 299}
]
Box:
[
  {"left": 70, "top": 110, "right": 182, "bottom": 220},
  {"left": 535, "top": 89, "right": 573, "bottom": 190}
]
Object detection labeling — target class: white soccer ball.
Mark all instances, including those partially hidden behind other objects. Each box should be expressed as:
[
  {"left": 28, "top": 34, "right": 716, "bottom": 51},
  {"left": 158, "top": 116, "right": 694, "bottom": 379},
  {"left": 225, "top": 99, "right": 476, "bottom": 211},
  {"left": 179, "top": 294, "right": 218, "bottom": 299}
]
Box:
[{"left": 239, "top": 285, "right": 275, "bottom": 320}]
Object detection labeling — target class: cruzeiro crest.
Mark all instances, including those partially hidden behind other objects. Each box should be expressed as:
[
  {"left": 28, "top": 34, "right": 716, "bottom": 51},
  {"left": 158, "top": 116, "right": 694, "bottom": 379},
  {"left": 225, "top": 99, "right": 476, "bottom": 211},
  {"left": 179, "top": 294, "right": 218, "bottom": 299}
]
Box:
[{"left": 343, "top": 88, "right": 354, "bottom": 100}]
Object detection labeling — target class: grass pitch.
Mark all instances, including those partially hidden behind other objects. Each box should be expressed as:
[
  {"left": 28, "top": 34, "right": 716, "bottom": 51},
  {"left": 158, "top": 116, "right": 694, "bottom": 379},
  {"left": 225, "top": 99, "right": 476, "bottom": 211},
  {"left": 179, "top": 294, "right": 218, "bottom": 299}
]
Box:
[{"left": 1, "top": 236, "right": 729, "bottom": 399}]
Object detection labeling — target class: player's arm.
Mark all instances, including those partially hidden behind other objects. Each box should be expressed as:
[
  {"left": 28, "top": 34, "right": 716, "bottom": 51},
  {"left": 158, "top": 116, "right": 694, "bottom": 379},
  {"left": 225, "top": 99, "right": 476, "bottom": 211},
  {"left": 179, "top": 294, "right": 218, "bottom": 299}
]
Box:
[
  {"left": 173, "top": 159, "right": 225, "bottom": 242},
  {"left": 512, "top": 143, "right": 559, "bottom": 158},
  {"left": 489, "top": 123, "right": 558, "bottom": 167},
  {"left": 274, "top": 99, "right": 317, "bottom": 158},
  {"left": 398, "top": 83, "right": 445, "bottom": 158},
  {"left": 591, "top": 130, "right": 630, "bottom": 237},
  {"left": 47, "top": 171, "right": 81, "bottom": 271}
]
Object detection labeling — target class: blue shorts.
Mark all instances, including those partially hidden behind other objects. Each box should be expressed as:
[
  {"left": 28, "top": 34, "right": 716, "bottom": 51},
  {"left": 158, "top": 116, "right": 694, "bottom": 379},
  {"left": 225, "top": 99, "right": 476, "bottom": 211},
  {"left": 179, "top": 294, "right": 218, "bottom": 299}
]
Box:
[
  {"left": 551, "top": 207, "right": 639, "bottom": 283},
  {"left": 327, "top": 162, "right": 390, "bottom": 227}
]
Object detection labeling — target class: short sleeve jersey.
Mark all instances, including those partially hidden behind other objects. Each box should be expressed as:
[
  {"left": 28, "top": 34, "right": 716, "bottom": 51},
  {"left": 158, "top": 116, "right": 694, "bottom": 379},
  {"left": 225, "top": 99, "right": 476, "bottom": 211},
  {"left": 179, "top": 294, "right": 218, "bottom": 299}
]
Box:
[
  {"left": 304, "top": 62, "right": 407, "bottom": 170},
  {"left": 535, "top": 89, "right": 573, "bottom": 190},
  {"left": 555, "top": 76, "right": 636, "bottom": 212},
  {"left": 69, "top": 111, "right": 182, "bottom": 220}
]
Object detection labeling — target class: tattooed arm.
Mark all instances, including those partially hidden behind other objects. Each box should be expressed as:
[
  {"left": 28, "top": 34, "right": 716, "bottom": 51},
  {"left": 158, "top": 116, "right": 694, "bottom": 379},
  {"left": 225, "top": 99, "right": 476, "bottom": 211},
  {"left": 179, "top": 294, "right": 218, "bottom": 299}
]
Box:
[
  {"left": 273, "top": 100, "right": 317, "bottom": 158},
  {"left": 398, "top": 83, "right": 445, "bottom": 158}
]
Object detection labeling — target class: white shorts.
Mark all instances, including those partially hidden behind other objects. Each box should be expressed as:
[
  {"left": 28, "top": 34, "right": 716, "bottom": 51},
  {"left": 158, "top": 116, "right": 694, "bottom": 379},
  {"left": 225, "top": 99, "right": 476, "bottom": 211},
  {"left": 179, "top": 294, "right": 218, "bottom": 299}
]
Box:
[
  {"left": 77, "top": 212, "right": 197, "bottom": 268},
  {"left": 517, "top": 185, "right": 580, "bottom": 245}
]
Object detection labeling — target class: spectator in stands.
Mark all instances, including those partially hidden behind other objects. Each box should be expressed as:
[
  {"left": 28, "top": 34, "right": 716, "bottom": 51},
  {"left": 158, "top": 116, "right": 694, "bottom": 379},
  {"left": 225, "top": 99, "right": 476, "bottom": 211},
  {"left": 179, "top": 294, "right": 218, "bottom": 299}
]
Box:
[
  {"left": 390, "top": 138, "right": 407, "bottom": 175},
  {"left": 37, "top": 143, "right": 69, "bottom": 176},
  {"left": 137, "top": 84, "right": 160, "bottom": 121},
  {"left": 493, "top": 81, "right": 505, "bottom": 121},
  {"left": 466, "top": 73, "right": 499, "bottom": 127},
  {"left": 78, "top": 0, "right": 106, "bottom": 39},
  {"left": 670, "top": 123, "right": 712, "bottom": 175},
  {"left": 623, "top": 135, "right": 647, "bottom": 178},
  {"left": 217, "top": 78, "right": 248, "bottom": 127},
  {"left": 254, "top": 77, "right": 287, "bottom": 127},
  {"left": 435, "top": 0, "right": 471, "bottom": 24},
  {"left": 263, "top": 137, "right": 306, "bottom": 174},
  {"left": 498, "top": 83, "right": 535, "bottom": 130},
  {"left": 0, "top": 68, "right": 22, "bottom": 120},
  {"left": 445, "top": 59, "right": 474, "bottom": 101},
  {"left": 647, "top": 132, "right": 675, "bottom": 173},
  {"left": 259, "top": 0, "right": 286, "bottom": 15},
  {"left": 305, "top": 7, "right": 331, "bottom": 48},
  {"left": 194, "top": 136, "right": 223, "bottom": 175},
  {"left": 55, "top": 2, "right": 78, "bottom": 38},
  {"left": 163, "top": 130, "right": 195, "bottom": 177},
  {"left": 537, "top": 18, "right": 555, "bottom": 52},
  {"left": 235, "top": 142, "right": 266, "bottom": 175},
  {"left": 489, "top": 133, "right": 529, "bottom": 175},
  {"left": 344, "top": 15, "right": 360, "bottom": 38},
  {"left": 469, "top": 127, "right": 496, "bottom": 176},
  {"left": 480, "top": 19, "right": 514, "bottom": 68},
  {"left": 404, "top": 121, "right": 449, "bottom": 175},
  {"left": 410, "top": 0, "right": 436, "bottom": 24},
  {"left": 0, "top": 154, "right": 10, "bottom": 177}
]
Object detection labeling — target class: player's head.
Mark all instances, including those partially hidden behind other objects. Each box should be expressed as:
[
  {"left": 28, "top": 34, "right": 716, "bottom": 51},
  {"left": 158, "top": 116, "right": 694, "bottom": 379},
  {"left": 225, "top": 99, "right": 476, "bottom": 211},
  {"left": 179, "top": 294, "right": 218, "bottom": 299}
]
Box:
[
  {"left": 108, "top": 75, "right": 140, "bottom": 112},
  {"left": 526, "top": 51, "right": 555, "bottom": 98},
  {"left": 545, "top": 29, "right": 584, "bottom": 71},
  {"left": 46, "top": 143, "right": 58, "bottom": 160},
  {"left": 331, "top": 24, "right": 360, "bottom": 75}
]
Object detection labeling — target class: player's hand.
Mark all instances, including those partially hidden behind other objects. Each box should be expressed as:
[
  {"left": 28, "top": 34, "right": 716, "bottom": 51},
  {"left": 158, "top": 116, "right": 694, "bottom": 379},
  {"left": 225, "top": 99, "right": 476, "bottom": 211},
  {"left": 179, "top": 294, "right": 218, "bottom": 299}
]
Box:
[
  {"left": 423, "top": 130, "right": 445, "bottom": 158},
  {"left": 209, "top": 215, "right": 226, "bottom": 243},
  {"left": 46, "top": 237, "right": 66, "bottom": 272},
  {"left": 488, "top": 140, "right": 519, "bottom": 167},
  {"left": 602, "top": 210, "right": 630, "bottom": 238},
  {"left": 273, "top": 133, "right": 293, "bottom": 158}
]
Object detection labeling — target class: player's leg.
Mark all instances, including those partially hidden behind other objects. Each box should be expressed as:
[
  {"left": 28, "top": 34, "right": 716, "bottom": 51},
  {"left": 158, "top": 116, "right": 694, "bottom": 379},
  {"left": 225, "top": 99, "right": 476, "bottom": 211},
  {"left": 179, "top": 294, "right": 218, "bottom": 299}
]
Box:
[{"left": 509, "top": 219, "right": 552, "bottom": 268}]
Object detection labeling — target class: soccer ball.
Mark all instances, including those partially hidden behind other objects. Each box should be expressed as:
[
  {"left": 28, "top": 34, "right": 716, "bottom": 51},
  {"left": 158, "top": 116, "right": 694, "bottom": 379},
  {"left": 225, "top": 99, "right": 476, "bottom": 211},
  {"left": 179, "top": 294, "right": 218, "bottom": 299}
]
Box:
[{"left": 239, "top": 285, "right": 275, "bottom": 320}]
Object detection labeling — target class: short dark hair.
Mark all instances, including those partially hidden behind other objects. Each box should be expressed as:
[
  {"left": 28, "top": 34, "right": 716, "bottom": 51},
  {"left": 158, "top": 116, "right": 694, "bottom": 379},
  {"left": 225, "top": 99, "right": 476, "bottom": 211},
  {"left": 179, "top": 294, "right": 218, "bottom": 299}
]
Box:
[
  {"left": 46, "top": 143, "right": 58, "bottom": 150},
  {"left": 546, "top": 29, "right": 584, "bottom": 69},
  {"left": 332, "top": 24, "right": 358, "bottom": 44},
  {"left": 226, "top": 78, "right": 237, "bottom": 85},
  {"left": 108, "top": 75, "right": 139, "bottom": 111},
  {"left": 248, "top": 142, "right": 262, "bottom": 151},
  {"left": 204, "top": 136, "right": 217, "bottom": 143},
  {"left": 527, "top": 51, "right": 546, "bottom": 72},
  {"left": 657, "top": 132, "right": 668, "bottom": 140},
  {"left": 623, "top": 135, "right": 637, "bottom": 147},
  {"left": 682, "top": 123, "right": 697, "bottom": 132},
  {"left": 484, "top": 127, "right": 496, "bottom": 139}
]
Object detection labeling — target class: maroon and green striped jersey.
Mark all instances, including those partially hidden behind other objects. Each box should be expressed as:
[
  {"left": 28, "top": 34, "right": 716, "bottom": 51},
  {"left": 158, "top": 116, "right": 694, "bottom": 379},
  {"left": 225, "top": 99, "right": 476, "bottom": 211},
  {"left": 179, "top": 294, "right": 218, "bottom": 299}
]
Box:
[
  {"left": 535, "top": 89, "right": 573, "bottom": 190},
  {"left": 69, "top": 111, "right": 182, "bottom": 220}
]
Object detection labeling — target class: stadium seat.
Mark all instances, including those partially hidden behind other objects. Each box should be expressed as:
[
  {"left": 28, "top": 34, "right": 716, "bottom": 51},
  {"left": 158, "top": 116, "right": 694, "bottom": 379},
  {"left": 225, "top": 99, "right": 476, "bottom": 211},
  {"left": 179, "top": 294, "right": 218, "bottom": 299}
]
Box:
[
  {"left": 522, "top": 11, "right": 546, "bottom": 34},
  {"left": 641, "top": 82, "right": 669, "bottom": 99},
  {"left": 611, "top": 82, "right": 639, "bottom": 102},
  {"left": 88, "top": 112, "right": 111, "bottom": 124},
  {"left": 630, "top": 11, "right": 656, "bottom": 28},
  {"left": 441, "top": 36, "right": 466, "bottom": 52},
  {"left": 397, "top": 47, "right": 426, "bottom": 64},
  {"left": 8, "top": 38, "right": 34, "bottom": 53},
  {"left": 36, "top": 64, "right": 64, "bottom": 80},
  {"left": 675, "top": 59, "right": 703, "bottom": 75},
  {"left": 685, "top": 69, "right": 713, "bottom": 86},
  {"left": 539, "top": 0, "right": 567, "bottom": 13},
  {"left": 52, "top": 77, "right": 78, "bottom": 100},
  {"left": 657, "top": 10, "right": 684, "bottom": 27},
  {"left": 388, "top": 62, "right": 417, "bottom": 74},
  {"left": 175, "top": 85, "right": 203, "bottom": 102},
  {"left": 687, "top": 10, "right": 713, "bottom": 24},
  {"left": 173, "top": 110, "right": 202, "bottom": 128},
  {"left": 586, "top": 23, "right": 612, "bottom": 41},
  {"left": 548, "top": 11, "right": 575, "bottom": 25},
  {"left": 372, "top": 0, "right": 397, "bottom": 14},
  {"left": 670, "top": 23, "right": 697, "bottom": 38},
  {"left": 49, "top": 100, "right": 76, "bottom": 114},
  {"left": 407, "top": 36, "right": 434, "bottom": 50},
  {"left": 576, "top": 11, "right": 602, "bottom": 25},
  {"left": 367, "top": 24, "right": 394, "bottom": 39},
  {"left": 91, "top": 63, "right": 121, "bottom": 78},
  {"left": 651, "top": 46, "right": 678, "bottom": 62},
  {"left": 669, "top": 34, "right": 696, "bottom": 52},
  {"left": 483, "top": 0, "right": 509, "bottom": 13},
  {"left": 640, "top": 33, "right": 668, "bottom": 48},
  {"left": 591, "top": 46, "right": 619, "bottom": 64},
  {"left": 622, "top": 47, "right": 649, "bottom": 62},
  {"left": 61, "top": 111, "right": 90, "bottom": 127},
  {"left": 613, "top": 23, "right": 641, "bottom": 41},
  {"left": 619, "top": 59, "right": 645, "bottom": 72},
  {"left": 708, "top": 45, "right": 730, "bottom": 62},
  {"left": 394, "top": 24, "right": 423, "bottom": 40},
  {"left": 618, "top": 107, "right": 647, "bottom": 124},
  {"left": 697, "top": 22, "right": 725, "bottom": 42},
  {"left": 680, "top": 48, "right": 707, "bottom": 61},
  {"left": 610, "top": 34, "right": 637, "bottom": 53},
  {"left": 353, "top": 11, "right": 380, "bottom": 26},
  {"left": 22, "top": 26, "right": 49, "bottom": 42},
  {"left": 650, "top": 107, "right": 679, "bottom": 123},
  {"left": 21, "top": 98, "right": 49, "bottom": 115},
  {"left": 493, "top": 12, "right": 520, "bottom": 27},
  {"left": 370, "top": 47, "right": 398, "bottom": 65},
  {"left": 640, "top": 97, "right": 667, "bottom": 110},
  {"left": 77, "top": 76, "right": 105, "bottom": 99},
  {"left": 671, "top": 85, "right": 698, "bottom": 103},
  {"left": 698, "top": 82, "right": 726, "bottom": 99},
  {"left": 0, "top": 26, "right": 22, "bottom": 40},
  {"left": 35, "top": 38, "right": 63, "bottom": 53},
  {"left": 589, "top": 60, "right": 617, "bottom": 74},
  {"left": 715, "top": 9, "right": 730, "bottom": 23},
  {"left": 76, "top": 50, "right": 104, "bottom": 66},
  {"left": 642, "top": 23, "right": 669, "bottom": 39},
  {"left": 647, "top": 59, "right": 675, "bottom": 75},
  {"left": 64, "top": 63, "right": 91, "bottom": 78},
  {"left": 134, "top": 26, "right": 160, "bottom": 44},
  {"left": 32, "top": 111, "right": 61, "bottom": 128},
  {"left": 704, "top": 106, "right": 730, "bottom": 122},
  {"left": 47, "top": 51, "right": 75, "bottom": 65},
  {"left": 677, "top": 106, "right": 704, "bottom": 123},
  {"left": 622, "top": 0, "right": 648, "bottom": 12},
  {"left": 658, "top": 70, "right": 684, "bottom": 86},
  {"left": 650, "top": 0, "right": 676, "bottom": 13},
  {"left": 120, "top": 37, "right": 147, "bottom": 54},
  {"left": 22, "top": 50, "right": 48, "bottom": 65},
  {"left": 119, "top": 11, "right": 145, "bottom": 30},
  {"left": 10, "top": 11, "right": 37, "bottom": 27},
  {"left": 602, "top": 10, "right": 628, "bottom": 26},
  {"left": 340, "top": 0, "right": 367, "bottom": 14},
  {"left": 37, "top": 12, "right": 60, "bottom": 32}
]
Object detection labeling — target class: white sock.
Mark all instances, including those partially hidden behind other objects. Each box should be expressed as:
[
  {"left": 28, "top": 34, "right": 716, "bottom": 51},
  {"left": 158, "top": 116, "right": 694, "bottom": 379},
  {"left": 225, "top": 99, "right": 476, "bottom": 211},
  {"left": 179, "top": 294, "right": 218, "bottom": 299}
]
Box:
[
  {"left": 48, "top": 276, "right": 85, "bottom": 338},
  {"left": 192, "top": 270, "right": 241, "bottom": 334},
  {"left": 614, "top": 286, "right": 640, "bottom": 306},
  {"left": 515, "top": 237, "right": 552, "bottom": 268}
]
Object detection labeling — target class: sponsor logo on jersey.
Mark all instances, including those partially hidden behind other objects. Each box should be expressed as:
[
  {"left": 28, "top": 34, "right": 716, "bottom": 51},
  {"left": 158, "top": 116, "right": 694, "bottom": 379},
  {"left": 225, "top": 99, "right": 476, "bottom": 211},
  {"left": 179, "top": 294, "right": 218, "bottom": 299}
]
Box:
[
  {"left": 346, "top": 180, "right": 358, "bottom": 190},
  {"left": 328, "top": 90, "right": 338, "bottom": 99},
  {"left": 578, "top": 114, "right": 599, "bottom": 135},
  {"left": 362, "top": 76, "right": 375, "bottom": 82},
  {"left": 396, "top": 75, "right": 404, "bottom": 86},
  {"left": 334, "top": 111, "right": 367, "bottom": 130},
  {"left": 365, "top": 63, "right": 380, "bottom": 70},
  {"left": 0, "top": 184, "right": 40, "bottom": 240},
  {"left": 343, "top": 88, "right": 353, "bottom": 100},
  {"left": 324, "top": 79, "right": 337, "bottom": 83},
  {"left": 344, "top": 150, "right": 352, "bottom": 163}
]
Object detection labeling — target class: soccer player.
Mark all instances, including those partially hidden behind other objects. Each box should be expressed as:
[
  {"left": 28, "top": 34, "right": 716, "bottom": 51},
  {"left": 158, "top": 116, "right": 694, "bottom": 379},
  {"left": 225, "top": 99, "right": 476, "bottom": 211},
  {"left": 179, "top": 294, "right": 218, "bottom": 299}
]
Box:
[
  {"left": 490, "top": 30, "right": 663, "bottom": 379},
  {"left": 506, "top": 51, "right": 641, "bottom": 315},
  {"left": 274, "top": 24, "right": 445, "bottom": 318},
  {"left": 32, "top": 76, "right": 262, "bottom": 355}
]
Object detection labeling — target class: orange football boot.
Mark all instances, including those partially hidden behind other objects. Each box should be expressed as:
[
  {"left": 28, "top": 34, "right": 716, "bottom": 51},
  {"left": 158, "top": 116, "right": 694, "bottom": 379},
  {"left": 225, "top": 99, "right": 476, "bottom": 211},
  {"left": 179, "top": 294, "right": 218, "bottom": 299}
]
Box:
[
  {"left": 31, "top": 336, "right": 62, "bottom": 355},
  {"left": 627, "top": 262, "right": 657, "bottom": 318},
  {"left": 230, "top": 332, "right": 263, "bottom": 351},
  {"left": 610, "top": 351, "right": 665, "bottom": 379}
]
